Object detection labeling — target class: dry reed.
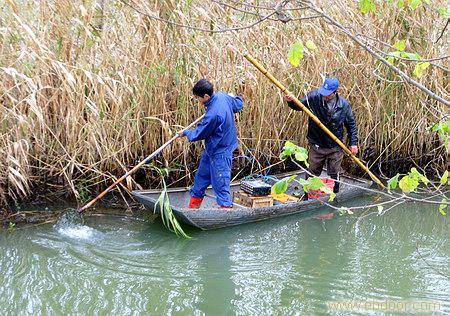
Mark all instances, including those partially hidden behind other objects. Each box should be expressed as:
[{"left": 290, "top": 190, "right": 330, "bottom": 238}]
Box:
[{"left": 0, "top": 0, "right": 448, "bottom": 209}]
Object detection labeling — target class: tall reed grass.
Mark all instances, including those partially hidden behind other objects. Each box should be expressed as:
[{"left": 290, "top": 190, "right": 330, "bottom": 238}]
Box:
[{"left": 0, "top": 0, "right": 447, "bottom": 208}]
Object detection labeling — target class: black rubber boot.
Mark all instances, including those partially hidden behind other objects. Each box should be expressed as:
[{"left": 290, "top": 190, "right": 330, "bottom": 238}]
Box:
[
  {"left": 330, "top": 174, "right": 340, "bottom": 194},
  {"left": 303, "top": 173, "right": 310, "bottom": 201}
]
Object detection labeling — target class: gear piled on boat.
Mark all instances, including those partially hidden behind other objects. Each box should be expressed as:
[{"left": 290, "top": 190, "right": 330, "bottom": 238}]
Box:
[{"left": 240, "top": 180, "right": 272, "bottom": 196}]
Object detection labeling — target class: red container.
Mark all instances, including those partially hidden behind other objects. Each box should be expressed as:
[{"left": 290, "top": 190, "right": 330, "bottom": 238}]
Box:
[{"left": 307, "top": 177, "right": 335, "bottom": 199}]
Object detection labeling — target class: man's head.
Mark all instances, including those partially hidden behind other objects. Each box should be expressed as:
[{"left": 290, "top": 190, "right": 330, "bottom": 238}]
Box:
[
  {"left": 318, "top": 77, "right": 339, "bottom": 101},
  {"left": 193, "top": 79, "right": 214, "bottom": 104}
]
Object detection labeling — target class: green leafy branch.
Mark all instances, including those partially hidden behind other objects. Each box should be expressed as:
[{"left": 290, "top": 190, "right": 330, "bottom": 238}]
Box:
[
  {"left": 271, "top": 141, "right": 336, "bottom": 202},
  {"left": 274, "top": 143, "right": 449, "bottom": 218},
  {"left": 386, "top": 40, "right": 430, "bottom": 78},
  {"left": 152, "top": 167, "right": 191, "bottom": 239},
  {"left": 437, "top": 5, "right": 450, "bottom": 18},
  {"left": 287, "top": 40, "right": 317, "bottom": 67},
  {"left": 431, "top": 119, "right": 450, "bottom": 150},
  {"left": 280, "top": 141, "right": 309, "bottom": 166},
  {"left": 358, "top": 0, "right": 431, "bottom": 15},
  {"left": 271, "top": 174, "right": 336, "bottom": 202},
  {"left": 387, "top": 168, "right": 448, "bottom": 216}
]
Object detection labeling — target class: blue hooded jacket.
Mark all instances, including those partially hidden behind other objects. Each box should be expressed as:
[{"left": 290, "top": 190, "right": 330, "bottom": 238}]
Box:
[{"left": 183, "top": 92, "right": 244, "bottom": 156}]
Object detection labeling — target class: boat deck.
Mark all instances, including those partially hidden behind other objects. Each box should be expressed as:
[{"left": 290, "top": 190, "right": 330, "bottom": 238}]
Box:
[{"left": 132, "top": 170, "right": 373, "bottom": 230}]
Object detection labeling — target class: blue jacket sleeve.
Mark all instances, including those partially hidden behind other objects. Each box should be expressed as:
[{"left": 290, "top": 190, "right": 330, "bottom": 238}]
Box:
[
  {"left": 183, "top": 112, "right": 219, "bottom": 142},
  {"left": 231, "top": 95, "right": 244, "bottom": 113}
]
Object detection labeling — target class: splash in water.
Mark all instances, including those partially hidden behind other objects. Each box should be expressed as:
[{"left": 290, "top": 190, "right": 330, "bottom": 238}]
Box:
[
  {"left": 57, "top": 225, "right": 97, "bottom": 240},
  {"left": 55, "top": 208, "right": 98, "bottom": 240},
  {"left": 55, "top": 208, "right": 84, "bottom": 227}
]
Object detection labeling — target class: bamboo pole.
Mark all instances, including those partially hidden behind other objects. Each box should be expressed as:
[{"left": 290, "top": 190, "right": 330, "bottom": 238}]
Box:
[
  {"left": 78, "top": 115, "right": 205, "bottom": 213},
  {"left": 244, "top": 53, "right": 385, "bottom": 189}
]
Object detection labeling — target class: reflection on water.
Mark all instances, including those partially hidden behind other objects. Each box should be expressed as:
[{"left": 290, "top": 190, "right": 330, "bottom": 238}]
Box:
[{"left": 0, "top": 199, "right": 448, "bottom": 315}]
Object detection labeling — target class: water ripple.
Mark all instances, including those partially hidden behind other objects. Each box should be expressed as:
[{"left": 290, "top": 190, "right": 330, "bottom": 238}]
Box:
[{"left": 0, "top": 203, "right": 448, "bottom": 315}]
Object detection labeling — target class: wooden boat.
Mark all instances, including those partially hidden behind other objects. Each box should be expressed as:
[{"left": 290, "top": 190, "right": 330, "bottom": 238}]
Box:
[{"left": 131, "top": 170, "right": 372, "bottom": 230}]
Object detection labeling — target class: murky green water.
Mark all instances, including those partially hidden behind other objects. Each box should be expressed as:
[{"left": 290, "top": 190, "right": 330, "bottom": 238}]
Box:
[{"left": 1, "top": 199, "right": 448, "bottom": 315}]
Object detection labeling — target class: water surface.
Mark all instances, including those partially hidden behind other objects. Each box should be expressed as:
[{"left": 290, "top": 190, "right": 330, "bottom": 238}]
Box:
[{"left": 1, "top": 199, "right": 448, "bottom": 315}]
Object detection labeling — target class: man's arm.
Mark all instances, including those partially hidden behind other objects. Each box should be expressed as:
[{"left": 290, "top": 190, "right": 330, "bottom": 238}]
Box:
[
  {"left": 229, "top": 94, "right": 244, "bottom": 113},
  {"left": 344, "top": 105, "right": 358, "bottom": 153},
  {"left": 183, "top": 112, "right": 219, "bottom": 142},
  {"left": 284, "top": 91, "right": 313, "bottom": 111}
]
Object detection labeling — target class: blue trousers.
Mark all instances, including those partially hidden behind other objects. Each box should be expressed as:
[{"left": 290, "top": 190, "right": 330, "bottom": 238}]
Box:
[{"left": 190, "top": 152, "right": 232, "bottom": 207}]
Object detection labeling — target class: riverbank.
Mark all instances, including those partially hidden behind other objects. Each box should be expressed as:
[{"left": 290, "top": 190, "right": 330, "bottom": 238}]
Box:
[{"left": 1, "top": 151, "right": 446, "bottom": 226}]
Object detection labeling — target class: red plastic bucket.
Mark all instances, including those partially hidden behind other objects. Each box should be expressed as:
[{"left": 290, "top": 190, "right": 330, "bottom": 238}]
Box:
[{"left": 307, "top": 177, "right": 335, "bottom": 199}]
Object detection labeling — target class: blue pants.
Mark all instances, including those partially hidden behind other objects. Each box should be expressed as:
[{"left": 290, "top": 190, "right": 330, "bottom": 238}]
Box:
[{"left": 190, "top": 152, "right": 232, "bottom": 207}]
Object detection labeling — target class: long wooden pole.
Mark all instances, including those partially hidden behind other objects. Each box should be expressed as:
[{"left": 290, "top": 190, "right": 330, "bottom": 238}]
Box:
[
  {"left": 244, "top": 53, "right": 385, "bottom": 189},
  {"left": 78, "top": 115, "right": 205, "bottom": 213}
]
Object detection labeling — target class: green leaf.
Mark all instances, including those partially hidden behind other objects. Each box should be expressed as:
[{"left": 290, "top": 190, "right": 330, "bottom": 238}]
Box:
[
  {"left": 387, "top": 174, "right": 400, "bottom": 191},
  {"left": 393, "top": 40, "right": 406, "bottom": 51},
  {"left": 388, "top": 51, "right": 402, "bottom": 58},
  {"left": 294, "top": 151, "right": 308, "bottom": 164},
  {"left": 432, "top": 122, "right": 442, "bottom": 132},
  {"left": 437, "top": 5, "right": 450, "bottom": 19},
  {"left": 397, "top": 0, "right": 405, "bottom": 8},
  {"left": 271, "top": 175, "right": 297, "bottom": 194},
  {"left": 305, "top": 40, "right": 317, "bottom": 50},
  {"left": 400, "top": 52, "right": 421, "bottom": 60},
  {"left": 377, "top": 205, "right": 384, "bottom": 214},
  {"left": 153, "top": 174, "right": 190, "bottom": 238},
  {"left": 7, "top": 222, "right": 15, "bottom": 231},
  {"left": 438, "top": 199, "right": 447, "bottom": 216},
  {"left": 413, "top": 62, "right": 430, "bottom": 78},
  {"left": 440, "top": 170, "right": 448, "bottom": 185},
  {"left": 329, "top": 192, "right": 336, "bottom": 202},
  {"left": 420, "top": 175, "right": 429, "bottom": 185},
  {"left": 431, "top": 120, "right": 450, "bottom": 151},
  {"left": 338, "top": 207, "right": 349, "bottom": 215},
  {"left": 296, "top": 178, "right": 310, "bottom": 186},
  {"left": 409, "top": 0, "right": 422, "bottom": 10},
  {"left": 271, "top": 179, "right": 288, "bottom": 195},
  {"left": 408, "top": 167, "right": 429, "bottom": 185},
  {"left": 432, "top": 121, "right": 450, "bottom": 151},
  {"left": 358, "top": 0, "right": 376, "bottom": 14},
  {"left": 288, "top": 42, "right": 304, "bottom": 67},
  {"left": 398, "top": 175, "right": 419, "bottom": 193},
  {"left": 308, "top": 177, "right": 325, "bottom": 190},
  {"left": 443, "top": 120, "right": 450, "bottom": 133},
  {"left": 280, "top": 141, "right": 296, "bottom": 158},
  {"left": 280, "top": 141, "right": 309, "bottom": 167},
  {"left": 387, "top": 57, "right": 395, "bottom": 65}
]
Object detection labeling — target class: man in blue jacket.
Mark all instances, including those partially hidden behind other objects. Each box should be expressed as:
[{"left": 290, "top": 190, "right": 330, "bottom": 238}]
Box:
[
  {"left": 284, "top": 77, "right": 358, "bottom": 195},
  {"left": 179, "top": 79, "right": 244, "bottom": 208}
]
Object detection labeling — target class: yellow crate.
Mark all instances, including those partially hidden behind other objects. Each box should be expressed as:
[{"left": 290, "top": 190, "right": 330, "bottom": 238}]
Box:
[
  {"left": 270, "top": 193, "right": 299, "bottom": 203},
  {"left": 233, "top": 191, "right": 273, "bottom": 208}
]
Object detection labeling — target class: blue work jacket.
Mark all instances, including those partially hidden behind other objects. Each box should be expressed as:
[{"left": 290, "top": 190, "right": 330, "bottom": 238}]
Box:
[{"left": 184, "top": 92, "right": 244, "bottom": 156}]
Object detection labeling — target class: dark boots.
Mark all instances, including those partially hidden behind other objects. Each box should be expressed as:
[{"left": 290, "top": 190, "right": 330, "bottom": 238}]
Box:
[{"left": 329, "top": 174, "right": 340, "bottom": 194}]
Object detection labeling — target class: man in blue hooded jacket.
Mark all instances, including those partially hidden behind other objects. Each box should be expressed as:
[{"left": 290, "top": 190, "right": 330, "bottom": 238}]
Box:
[{"left": 179, "top": 79, "right": 244, "bottom": 208}]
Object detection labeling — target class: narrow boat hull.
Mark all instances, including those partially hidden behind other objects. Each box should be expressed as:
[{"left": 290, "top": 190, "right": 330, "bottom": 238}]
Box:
[{"left": 132, "top": 171, "right": 372, "bottom": 230}]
